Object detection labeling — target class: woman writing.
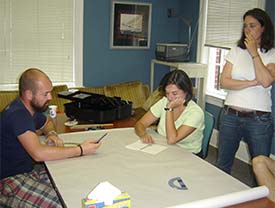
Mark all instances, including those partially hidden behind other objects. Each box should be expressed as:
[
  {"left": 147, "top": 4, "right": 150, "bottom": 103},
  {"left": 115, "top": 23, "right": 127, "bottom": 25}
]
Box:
[{"left": 135, "top": 70, "right": 204, "bottom": 154}]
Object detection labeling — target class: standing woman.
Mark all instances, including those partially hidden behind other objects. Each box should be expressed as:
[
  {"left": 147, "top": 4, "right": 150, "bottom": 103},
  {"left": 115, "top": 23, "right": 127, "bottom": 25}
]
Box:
[{"left": 217, "top": 8, "right": 275, "bottom": 174}]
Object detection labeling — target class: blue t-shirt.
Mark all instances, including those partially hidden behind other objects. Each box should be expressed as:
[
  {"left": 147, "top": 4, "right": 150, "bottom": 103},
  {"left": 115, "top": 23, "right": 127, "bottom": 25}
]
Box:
[{"left": 0, "top": 98, "right": 46, "bottom": 179}]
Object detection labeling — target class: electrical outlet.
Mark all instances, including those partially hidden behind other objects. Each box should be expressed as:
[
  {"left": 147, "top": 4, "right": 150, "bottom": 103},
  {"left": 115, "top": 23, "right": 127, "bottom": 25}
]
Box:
[{"left": 168, "top": 8, "right": 176, "bottom": 18}]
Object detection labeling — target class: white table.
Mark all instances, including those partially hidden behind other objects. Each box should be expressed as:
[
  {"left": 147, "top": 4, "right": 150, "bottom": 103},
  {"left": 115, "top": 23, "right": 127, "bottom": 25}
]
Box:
[
  {"left": 45, "top": 128, "right": 250, "bottom": 208},
  {"left": 150, "top": 59, "right": 208, "bottom": 109}
]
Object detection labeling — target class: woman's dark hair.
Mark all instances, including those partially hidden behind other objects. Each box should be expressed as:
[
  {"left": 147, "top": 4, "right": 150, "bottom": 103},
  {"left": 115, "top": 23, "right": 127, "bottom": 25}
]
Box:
[
  {"left": 237, "top": 8, "right": 274, "bottom": 52},
  {"left": 158, "top": 70, "right": 193, "bottom": 106}
]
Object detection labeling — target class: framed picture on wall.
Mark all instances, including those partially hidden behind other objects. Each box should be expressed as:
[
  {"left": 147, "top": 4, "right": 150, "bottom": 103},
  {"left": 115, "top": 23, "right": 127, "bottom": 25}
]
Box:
[{"left": 110, "top": 1, "right": 152, "bottom": 49}]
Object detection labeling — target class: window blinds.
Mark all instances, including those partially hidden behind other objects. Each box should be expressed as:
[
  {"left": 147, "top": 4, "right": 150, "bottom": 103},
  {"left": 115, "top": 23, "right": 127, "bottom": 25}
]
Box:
[
  {"left": 205, "top": 0, "right": 264, "bottom": 49},
  {"left": 0, "top": 0, "right": 73, "bottom": 87}
]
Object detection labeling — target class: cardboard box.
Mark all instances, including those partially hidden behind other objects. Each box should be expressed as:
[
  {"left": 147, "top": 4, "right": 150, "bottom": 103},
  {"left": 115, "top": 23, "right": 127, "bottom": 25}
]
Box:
[{"left": 82, "top": 192, "right": 130, "bottom": 208}]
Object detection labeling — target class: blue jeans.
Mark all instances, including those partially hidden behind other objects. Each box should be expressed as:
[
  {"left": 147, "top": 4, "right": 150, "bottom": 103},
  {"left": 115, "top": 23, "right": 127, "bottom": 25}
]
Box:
[{"left": 216, "top": 108, "right": 274, "bottom": 174}]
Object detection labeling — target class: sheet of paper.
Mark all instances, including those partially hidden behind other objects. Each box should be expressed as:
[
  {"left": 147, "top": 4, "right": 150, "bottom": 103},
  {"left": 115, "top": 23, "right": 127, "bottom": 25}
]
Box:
[
  {"left": 141, "top": 144, "right": 168, "bottom": 155},
  {"left": 125, "top": 140, "right": 167, "bottom": 155},
  {"left": 125, "top": 140, "right": 148, "bottom": 151}
]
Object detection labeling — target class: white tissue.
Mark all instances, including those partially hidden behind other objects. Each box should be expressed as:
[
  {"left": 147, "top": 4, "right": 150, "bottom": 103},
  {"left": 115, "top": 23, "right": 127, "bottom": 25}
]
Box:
[{"left": 87, "top": 181, "right": 121, "bottom": 205}]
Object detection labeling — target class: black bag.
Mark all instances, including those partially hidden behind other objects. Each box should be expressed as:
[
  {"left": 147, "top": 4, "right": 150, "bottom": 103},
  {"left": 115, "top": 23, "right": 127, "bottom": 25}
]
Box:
[{"left": 58, "top": 91, "right": 132, "bottom": 123}]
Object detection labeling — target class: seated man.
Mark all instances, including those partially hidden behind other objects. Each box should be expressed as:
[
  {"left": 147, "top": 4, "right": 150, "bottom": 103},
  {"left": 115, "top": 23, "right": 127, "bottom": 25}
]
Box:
[
  {"left": 0, "top": 68, "right": 101, "bottom": 207},
  {"left": 252, "top": 155, "right": 275, "bottom": 202}
]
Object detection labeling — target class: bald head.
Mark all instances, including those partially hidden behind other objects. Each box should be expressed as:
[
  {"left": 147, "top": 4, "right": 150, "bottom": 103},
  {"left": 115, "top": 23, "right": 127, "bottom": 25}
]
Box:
[{"left": 19, "top": 68, "right": 52, "bottom": 96}]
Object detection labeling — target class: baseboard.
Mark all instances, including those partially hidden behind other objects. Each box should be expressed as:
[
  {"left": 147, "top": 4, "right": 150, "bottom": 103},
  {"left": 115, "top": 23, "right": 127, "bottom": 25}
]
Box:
[{"left": 210, "top": 129, "right": 275, "bottom": 164}]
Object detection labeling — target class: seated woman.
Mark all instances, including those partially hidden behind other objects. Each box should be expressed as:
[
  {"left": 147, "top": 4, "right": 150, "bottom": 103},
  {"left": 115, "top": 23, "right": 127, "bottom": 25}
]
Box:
[
  {"left": 252, "top": 155, "right": 275, "bottom": 202},
  {"left": 135, "top": 70, "right": 204, "bottom": 154}
]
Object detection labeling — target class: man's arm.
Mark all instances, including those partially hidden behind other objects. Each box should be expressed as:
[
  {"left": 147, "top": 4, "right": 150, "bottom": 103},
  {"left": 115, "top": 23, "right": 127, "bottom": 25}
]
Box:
[
  {"left": 18, "top": 130, "right": 101, "bottom": 161},
  {"left": 18, "top": 130, "right": 80, "bottom": 161},
  {"left": 41, "top": 116, "right": 56, "bottom": 134},
  {"left": 41, "top": 116, "right": 63, "bottom": 146}
]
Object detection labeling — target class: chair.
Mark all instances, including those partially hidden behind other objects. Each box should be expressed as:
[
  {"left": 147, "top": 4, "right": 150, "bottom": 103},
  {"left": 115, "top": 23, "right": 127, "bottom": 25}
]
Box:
[{"left": 197, "top": 111, "right": 215, "bottom": 159}]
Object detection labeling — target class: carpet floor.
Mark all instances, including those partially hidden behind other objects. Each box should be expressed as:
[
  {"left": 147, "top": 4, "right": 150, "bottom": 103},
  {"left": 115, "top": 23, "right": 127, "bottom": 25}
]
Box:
[{"left": 205, "top": 145, "right": 257, "bottom": 187}]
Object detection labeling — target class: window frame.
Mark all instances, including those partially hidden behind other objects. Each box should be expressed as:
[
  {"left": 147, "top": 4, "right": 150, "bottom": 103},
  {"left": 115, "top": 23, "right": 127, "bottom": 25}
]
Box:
[{"left": 74, "top": 0, "right": 84, "bottom": 88}]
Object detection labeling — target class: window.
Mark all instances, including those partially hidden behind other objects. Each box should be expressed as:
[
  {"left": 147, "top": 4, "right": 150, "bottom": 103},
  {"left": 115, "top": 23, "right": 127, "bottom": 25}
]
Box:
[
  {"left": 0, "top": 0, "right": 83, "bottom": 90},
  {"left": 206, "top": 47, "right": 229, "bottom": 99},
  {"left": 197, "top": 0, "right": 265, "bottom": 102}
]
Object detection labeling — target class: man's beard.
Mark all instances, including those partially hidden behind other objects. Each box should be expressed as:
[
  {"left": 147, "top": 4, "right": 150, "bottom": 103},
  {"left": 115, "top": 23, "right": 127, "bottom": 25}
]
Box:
[{"left": 31, "top": 99, "right": 48, "bottom": 113}]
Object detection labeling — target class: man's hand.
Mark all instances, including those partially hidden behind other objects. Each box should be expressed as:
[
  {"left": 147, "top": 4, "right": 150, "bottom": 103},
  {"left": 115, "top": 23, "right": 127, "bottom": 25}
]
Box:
[
  {"left": 45, "top": 131, "right": 64, "bottom": 146},
  {"left": 80, "top": 140, "right": 101, "bottom": 155}
]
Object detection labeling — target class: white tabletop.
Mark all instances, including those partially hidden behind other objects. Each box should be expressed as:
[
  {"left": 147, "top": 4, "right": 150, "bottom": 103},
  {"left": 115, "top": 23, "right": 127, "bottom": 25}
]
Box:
[{"left": 45, "top": 128, "right": 248, "bottom": 208}]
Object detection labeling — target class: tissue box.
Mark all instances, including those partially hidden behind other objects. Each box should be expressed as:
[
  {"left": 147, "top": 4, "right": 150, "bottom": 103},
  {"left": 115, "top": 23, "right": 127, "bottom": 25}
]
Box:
[{"left": 82, "top": 192, "right": 130, "bottom": 208}]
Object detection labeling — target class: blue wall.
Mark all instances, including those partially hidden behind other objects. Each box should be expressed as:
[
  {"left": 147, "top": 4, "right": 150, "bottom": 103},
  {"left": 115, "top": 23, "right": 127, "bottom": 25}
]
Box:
[{"left": 83, "top": 0, "right": 199, "bottom": 87}]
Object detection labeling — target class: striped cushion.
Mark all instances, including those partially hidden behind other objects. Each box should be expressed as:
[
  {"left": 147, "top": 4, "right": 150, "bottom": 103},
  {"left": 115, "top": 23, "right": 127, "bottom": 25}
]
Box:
[
  {"left": 0, "top": 91, "right": 18, "bottom": 112},
  {"left": 104, "top": 81, "right": 147, "bottom": 109},
  {"left": 79, "top": 86, "right": 105, "bottom": 95},
  {"left": 142, "top": 87, "right": 162, "bottom": 111}
]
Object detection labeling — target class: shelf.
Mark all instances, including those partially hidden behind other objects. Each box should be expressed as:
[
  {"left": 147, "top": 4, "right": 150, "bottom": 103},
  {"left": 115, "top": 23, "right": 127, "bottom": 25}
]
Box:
[{"left": 150, "top": 59, "right": 208, "bottom": 109}]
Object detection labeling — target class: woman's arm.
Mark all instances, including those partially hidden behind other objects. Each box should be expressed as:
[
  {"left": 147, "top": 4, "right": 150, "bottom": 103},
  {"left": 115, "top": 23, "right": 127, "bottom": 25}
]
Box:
[
  {"left": 220, "top": 61, "right": 258, "bottom": 90},
  {"left": 165, "top": 109, "right": 196, "bottom": 144},
  {"left": 245, "top": 32, "right": 275, "bottom": 87},
  {"left": 253, "top": 59, "right": 275, "bottom": 87},
  {"left": 135, "top": 111, "right": 158, "bottom": 144}
]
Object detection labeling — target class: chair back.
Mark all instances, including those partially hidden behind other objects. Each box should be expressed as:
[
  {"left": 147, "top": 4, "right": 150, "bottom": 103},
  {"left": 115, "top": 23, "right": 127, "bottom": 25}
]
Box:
[{"left": 198, "top": 111, "right": 215, "bottom": 159}]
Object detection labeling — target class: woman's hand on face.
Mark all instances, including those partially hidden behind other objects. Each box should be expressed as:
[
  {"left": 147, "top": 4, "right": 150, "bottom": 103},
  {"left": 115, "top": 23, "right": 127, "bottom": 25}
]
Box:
[
  {"left": 167, "top": 97, "right": 185, "bottom": 109},
  {"left": 244, "top": 32, "right": 258, "bottom": 56}
]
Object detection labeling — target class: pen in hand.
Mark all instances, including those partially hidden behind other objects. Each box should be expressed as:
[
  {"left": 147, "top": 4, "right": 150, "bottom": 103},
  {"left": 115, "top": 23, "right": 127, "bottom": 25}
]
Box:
[{"left": 96, "top": 133, "right": 108, "bottom": 143}]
